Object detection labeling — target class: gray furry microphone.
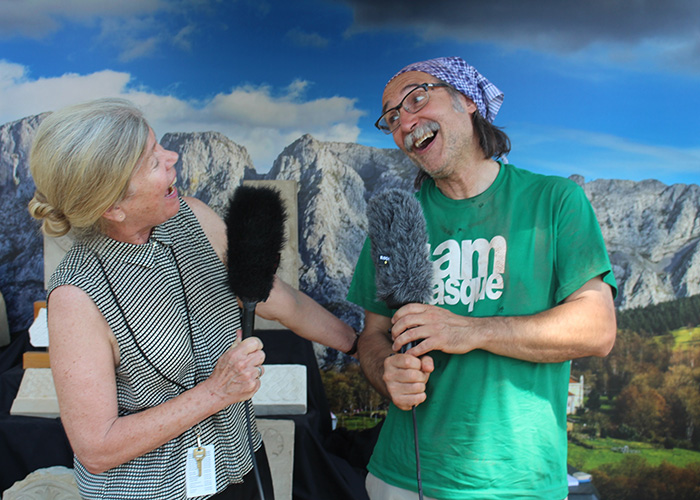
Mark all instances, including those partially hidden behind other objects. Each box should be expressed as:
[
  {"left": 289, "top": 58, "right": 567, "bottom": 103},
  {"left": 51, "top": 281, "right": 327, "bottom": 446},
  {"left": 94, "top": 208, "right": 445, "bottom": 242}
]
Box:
[
  {"left": 367, "top": 188, "right": 433, "bottom": 310},
  {"left": 367, "top": 187, "right": 432, "bottom": 500}
]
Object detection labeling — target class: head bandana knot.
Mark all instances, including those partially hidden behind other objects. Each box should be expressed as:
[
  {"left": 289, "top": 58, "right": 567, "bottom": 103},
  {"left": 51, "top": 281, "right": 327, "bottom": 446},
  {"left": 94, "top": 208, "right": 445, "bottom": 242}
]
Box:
[{"left": 389, "top": 56, "right": 504, "bottom": 123}]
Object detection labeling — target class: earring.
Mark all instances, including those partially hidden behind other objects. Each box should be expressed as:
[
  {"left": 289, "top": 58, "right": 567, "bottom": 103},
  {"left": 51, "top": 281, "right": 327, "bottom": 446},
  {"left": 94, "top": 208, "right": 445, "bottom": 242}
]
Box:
[{"left": 119, "top": 213, "right": 126, "bottom": 222}]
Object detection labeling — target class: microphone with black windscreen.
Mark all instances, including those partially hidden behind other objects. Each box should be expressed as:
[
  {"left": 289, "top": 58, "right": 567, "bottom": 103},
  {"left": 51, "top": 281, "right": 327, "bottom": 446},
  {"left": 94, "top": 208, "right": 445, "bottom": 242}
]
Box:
[
  {"left": 225, "top": 184, "right": 287, "bottom": 500},
  {"left": 367, "top": 187, "right": 433, "bottom": 500},
  {"left": 226, "top": 184, "right": 287, "bottom": 339}
]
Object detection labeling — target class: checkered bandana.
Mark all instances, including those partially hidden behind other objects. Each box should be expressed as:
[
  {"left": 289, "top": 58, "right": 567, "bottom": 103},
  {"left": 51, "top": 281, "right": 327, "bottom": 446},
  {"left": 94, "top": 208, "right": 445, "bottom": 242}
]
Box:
[{"left": 389, "top": 56, "right": 504, "bottom": 123}]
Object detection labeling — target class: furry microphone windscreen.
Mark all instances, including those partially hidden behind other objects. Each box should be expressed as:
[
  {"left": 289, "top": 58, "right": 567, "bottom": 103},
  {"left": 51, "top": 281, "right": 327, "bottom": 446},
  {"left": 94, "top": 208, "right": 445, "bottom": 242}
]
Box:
[
  {"left": 225, "top": 185, "right": 287, "bottom": 304},
  {"left": 367, "top": 188, "right": 434, "bottom": 310}
]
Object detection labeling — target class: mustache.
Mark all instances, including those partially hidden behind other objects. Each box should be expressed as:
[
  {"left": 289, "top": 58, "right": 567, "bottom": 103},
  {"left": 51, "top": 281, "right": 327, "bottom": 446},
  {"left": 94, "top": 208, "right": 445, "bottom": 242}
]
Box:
[{"left": 404, "top": 121, "right": 440, "bottom": 151}]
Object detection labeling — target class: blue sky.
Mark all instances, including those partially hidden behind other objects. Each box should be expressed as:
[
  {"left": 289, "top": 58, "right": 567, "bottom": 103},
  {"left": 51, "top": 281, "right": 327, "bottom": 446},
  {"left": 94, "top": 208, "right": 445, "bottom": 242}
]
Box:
[{"left": 1, "top": 0, "right": 698, "bottom": 186}]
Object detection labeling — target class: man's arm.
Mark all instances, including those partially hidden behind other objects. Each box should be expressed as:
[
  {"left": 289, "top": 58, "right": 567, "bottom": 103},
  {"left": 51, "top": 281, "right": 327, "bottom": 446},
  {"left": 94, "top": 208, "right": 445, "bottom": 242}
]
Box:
[{"left": 391, "top": 275, "right": 616, "bottom": 363}]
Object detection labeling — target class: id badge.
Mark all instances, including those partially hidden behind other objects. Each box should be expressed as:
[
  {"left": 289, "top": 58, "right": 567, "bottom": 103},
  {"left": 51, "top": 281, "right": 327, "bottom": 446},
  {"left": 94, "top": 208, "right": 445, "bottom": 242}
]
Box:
[{"left": 185, "top": 444, "right": 216, "bottom": 497}]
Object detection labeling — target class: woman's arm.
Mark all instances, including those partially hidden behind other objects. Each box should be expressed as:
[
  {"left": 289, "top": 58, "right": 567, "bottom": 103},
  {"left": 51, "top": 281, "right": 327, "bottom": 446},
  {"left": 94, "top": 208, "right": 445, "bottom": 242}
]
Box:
[
  {"left": 48, "top": 284, "right": 264, "bottom": 474},
  {"left": 255, "top": 277, "right": 358, "bottom": 354},
  {"left": 186, "top": 196, "right": 357, "bottom": 354}
]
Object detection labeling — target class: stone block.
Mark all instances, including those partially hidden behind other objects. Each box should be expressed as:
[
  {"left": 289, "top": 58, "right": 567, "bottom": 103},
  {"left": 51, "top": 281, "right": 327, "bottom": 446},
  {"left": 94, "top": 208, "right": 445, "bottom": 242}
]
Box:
[
  {"left": 9, "top": 368, "right": 59, "bottom": 418},
  {"left": 2, "top": 466, "right": 80, "bottom": 500},
  {"left": 258, "top": 418, "right": 295, "bottom": 500},
  {"left": 253, "top": 364, "right": 306, "bottom": 416}
]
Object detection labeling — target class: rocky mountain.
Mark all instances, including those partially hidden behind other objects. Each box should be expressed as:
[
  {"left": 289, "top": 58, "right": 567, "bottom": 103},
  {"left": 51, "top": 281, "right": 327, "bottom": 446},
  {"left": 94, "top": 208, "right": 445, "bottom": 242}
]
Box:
[
  {"left": 574, "top": 176, "right": 700, "bottom": 309},
  {"left": 160, "top": 131, "right": 259, "bottom": 216},
  {"left": 1, "top": 113, "right": 699, "bottom": 341},
  {"left": 0, "top": 114, "right": 48, "bottom": 334}
]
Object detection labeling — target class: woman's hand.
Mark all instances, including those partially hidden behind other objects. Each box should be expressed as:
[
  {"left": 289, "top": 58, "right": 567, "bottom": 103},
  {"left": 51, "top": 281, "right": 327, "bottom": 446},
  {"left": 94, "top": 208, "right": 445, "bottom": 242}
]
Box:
[{"left": 205, "top": 331, "right": 266, "bottom": 409}]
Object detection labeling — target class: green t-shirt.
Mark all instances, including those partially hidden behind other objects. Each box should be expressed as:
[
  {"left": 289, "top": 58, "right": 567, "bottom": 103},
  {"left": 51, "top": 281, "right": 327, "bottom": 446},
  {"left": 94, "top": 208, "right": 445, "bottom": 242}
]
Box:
[{"left": 348, "top": 163, "right": 616, "bottom": 499}]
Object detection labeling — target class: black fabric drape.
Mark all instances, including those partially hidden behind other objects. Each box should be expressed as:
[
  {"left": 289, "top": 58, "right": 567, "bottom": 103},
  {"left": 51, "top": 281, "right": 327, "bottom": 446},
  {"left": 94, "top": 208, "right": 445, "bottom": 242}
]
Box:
[{"left": 0, "top": 329, "right": 373, "bottom": 499}]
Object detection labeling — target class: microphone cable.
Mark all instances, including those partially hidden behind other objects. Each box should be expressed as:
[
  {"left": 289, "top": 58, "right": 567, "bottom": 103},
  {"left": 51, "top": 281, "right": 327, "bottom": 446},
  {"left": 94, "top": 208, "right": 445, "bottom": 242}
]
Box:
[
  {"left": 241, "top": 302, "right": 267, "bottom": 500},
  {"left": 401, "top": 342, "right": 423, "bottom": 500}
]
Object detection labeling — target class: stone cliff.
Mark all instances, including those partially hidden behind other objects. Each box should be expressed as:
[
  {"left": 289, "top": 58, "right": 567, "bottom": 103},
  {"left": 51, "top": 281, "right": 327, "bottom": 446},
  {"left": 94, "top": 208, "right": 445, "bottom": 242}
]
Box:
[{"left": 2, "top": 114, "right": 699, "bottom": 339}]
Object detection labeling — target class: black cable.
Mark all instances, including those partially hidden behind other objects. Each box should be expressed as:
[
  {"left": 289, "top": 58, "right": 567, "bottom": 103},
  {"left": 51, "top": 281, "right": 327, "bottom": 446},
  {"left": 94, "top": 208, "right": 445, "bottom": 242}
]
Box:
[
  {"left": 243, "top": 399, "right": 265, "bottom": 500},
  {"left": 411, "top": 406, "right": 423, "bottom": 500},
  {"left": 401, "top": 341, "right": 423, "bottom": 500},
  {"left": 240, "top": 304, "right": 267, "bottom": 500}
]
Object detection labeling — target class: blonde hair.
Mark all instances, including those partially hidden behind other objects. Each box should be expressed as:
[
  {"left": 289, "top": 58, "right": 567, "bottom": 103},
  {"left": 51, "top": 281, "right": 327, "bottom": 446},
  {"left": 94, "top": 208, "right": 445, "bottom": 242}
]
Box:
[{"left": 28, "top": 98, "right": 150, "bottom": 238}]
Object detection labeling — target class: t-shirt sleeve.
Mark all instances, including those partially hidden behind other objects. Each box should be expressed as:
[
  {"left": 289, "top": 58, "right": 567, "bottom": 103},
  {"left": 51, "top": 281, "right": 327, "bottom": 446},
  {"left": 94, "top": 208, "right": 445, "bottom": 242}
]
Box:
[
  {"left": 554, "top": 183, "right": 617, "bottom": 303},
  {"left": 347, "top": 237, "right": 394, "bottom": 317}
]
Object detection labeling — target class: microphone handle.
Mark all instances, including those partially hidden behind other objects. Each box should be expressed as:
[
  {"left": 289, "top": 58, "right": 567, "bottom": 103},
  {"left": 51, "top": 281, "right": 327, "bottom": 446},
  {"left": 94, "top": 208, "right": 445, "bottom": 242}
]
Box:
[
  {"left": 241, "top": 301, "right": 257, "bottom": 339},
  {"left": 400, "top": 341, "right": 419, "bottom": 354}
]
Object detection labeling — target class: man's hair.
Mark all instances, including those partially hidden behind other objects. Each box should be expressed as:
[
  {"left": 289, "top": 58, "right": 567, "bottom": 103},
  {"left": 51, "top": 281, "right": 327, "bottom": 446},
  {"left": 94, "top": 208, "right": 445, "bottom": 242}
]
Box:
[{"left": 414, "top": 84, "right": 511, "bottom": 189}]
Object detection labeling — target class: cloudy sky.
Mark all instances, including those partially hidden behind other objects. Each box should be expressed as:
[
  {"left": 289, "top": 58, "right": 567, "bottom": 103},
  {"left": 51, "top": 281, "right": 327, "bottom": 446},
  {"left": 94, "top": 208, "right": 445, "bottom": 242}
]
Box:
[{"left": 1, "top": 0, "right": 698, "bottom": 185}]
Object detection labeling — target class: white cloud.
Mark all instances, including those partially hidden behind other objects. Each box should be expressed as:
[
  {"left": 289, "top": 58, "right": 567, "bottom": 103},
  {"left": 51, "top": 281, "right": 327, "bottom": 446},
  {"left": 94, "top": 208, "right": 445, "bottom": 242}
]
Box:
[
  {"left": 118, "top": 36, "right": 161, "bottom": 62},
  {"left": 173, "top": 24, "right": 197, "bottom": 51},
  {"left": 0, "top": 60, "right": 132, "bottom": 120},
  {"left": 0, "top": 1, "right": 202, "bottom": 63},
  {"left": 0, "top": 61, "right": 364, "bottom": 172}
]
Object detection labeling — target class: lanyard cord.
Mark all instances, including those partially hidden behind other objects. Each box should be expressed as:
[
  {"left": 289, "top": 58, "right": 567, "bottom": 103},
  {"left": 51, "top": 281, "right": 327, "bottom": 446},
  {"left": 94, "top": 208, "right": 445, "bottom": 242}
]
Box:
[{"left": 93, "top": 243, "right": 198, "bottom": 393}]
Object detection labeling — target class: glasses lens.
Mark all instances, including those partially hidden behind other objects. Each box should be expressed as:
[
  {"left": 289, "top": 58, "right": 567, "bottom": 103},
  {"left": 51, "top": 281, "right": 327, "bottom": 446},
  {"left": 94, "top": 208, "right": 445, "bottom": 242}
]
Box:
[
  {"left": 377, "top": 110, "right": 400, "bottom": 133},
  {"left": 403, "top": 87, "right": 429, "bottom": 113},
  {"left": 375, "top": 85, "right": 431, "bottom": 134}
]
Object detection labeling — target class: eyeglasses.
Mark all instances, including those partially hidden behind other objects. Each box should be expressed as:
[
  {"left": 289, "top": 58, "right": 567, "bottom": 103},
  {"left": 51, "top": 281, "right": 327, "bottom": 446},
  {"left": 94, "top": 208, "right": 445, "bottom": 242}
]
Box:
[{"left": 374, "top": 83, "right": 450, "bottom": 134}]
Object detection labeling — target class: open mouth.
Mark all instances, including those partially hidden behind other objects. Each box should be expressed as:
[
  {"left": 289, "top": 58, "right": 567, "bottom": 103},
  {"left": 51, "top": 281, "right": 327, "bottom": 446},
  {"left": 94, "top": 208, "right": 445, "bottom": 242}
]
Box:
[
  {"left": 166, "top": 181, "right": 177, "bottom": 197},
  {"left": 407, "top": 122, "right": 440, "bottom": 152},
  {"left": 413, "top": 130, "right": 436, "bottom": 151}
]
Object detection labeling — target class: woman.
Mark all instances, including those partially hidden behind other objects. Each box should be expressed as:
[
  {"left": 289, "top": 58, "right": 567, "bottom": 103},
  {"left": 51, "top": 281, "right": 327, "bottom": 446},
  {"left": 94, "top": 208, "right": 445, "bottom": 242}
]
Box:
[{"left": 27, "top": 98, "right": 358, "bottom": 499}]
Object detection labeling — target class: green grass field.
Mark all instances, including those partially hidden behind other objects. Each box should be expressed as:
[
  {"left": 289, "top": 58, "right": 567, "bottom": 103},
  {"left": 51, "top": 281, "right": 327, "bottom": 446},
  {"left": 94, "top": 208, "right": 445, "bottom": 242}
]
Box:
[
  {"left": 335, "top": 412, "right": 385, "bottom": 431},
  {"left": 568, "top": 437, "right": 700, "bottom": 472},
  {"left": 670, "top": 325, "right": 700, "bottom": 350}
]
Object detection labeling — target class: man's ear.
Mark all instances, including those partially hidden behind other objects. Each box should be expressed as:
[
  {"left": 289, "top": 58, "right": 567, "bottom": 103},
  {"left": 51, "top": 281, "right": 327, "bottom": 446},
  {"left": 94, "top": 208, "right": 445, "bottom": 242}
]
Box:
[{"left": 463, "top": 96, "right": 478, "bottom": 114}]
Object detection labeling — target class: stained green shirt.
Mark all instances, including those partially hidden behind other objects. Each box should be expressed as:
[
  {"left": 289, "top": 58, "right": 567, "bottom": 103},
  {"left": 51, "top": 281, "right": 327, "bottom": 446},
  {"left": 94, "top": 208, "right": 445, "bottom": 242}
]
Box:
[{"left": 348, "top": 163, "right": 616, "bottom": 499}]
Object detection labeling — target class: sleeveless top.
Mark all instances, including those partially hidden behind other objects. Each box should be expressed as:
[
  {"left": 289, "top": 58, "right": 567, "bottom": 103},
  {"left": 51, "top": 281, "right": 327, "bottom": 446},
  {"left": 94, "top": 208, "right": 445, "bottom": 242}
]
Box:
[{"left": 48, "top": 197, "right": 261, "bottom": 500}]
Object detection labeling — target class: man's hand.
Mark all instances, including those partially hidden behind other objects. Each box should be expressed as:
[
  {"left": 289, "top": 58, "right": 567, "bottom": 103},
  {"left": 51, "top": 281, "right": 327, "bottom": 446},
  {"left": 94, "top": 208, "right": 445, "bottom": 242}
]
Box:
[
  {"left": 390, "top": 303, "right": 479, "bottom": 357},
  {"left": 383, "top": 352, "right": 434, "bottom": 411}
]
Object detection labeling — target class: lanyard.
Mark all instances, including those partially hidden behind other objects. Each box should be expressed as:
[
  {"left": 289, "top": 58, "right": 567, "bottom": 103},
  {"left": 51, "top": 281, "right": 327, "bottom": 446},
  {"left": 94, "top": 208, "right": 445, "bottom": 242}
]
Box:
[{"left": 94, "top": 243, "right": 199, "bottom": 393}]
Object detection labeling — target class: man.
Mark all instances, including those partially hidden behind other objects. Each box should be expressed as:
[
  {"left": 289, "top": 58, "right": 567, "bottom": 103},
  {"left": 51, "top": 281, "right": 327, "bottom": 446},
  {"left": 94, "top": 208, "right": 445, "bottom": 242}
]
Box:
[{"left": 348, "top": 57, "right": 617, "bottom": 499}]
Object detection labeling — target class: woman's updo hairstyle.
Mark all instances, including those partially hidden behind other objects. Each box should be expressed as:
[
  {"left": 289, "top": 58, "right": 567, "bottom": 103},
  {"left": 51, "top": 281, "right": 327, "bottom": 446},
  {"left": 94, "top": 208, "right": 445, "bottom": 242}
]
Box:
[{"left": 28, "top": 98, "right": 150, "bottom": 238}]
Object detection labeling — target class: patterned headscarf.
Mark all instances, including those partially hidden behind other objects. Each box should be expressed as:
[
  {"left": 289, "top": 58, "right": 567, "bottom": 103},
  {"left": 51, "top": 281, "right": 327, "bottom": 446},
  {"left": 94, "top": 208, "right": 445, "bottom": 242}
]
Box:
[{"left": 388, "top": 56, "right": 504, "bottom": 123}]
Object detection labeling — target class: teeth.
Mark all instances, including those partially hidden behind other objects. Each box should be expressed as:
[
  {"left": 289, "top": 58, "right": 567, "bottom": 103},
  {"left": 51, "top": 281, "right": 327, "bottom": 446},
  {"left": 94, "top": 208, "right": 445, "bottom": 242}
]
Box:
[{"left": 414, "top": 131, "right": 435, "bottom": 149}]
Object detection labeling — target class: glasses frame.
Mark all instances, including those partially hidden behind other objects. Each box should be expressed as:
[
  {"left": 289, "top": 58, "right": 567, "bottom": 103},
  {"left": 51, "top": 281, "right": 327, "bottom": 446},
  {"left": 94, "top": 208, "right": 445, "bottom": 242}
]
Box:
[{"left": 374, "top": 82, "right": 450, "bottom": 134}]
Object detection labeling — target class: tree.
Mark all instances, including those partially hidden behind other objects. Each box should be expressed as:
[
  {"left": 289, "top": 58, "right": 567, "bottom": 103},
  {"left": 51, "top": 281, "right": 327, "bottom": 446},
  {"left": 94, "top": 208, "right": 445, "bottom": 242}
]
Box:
[
  {"left": 614, "top": 382, "right": 670, "bottom": 442},
  {"left": 662, "top": 364, "right": 700, "bottom": 446},
  {"left": 593, "top": 457, "right": 700, "bottom": 500}
]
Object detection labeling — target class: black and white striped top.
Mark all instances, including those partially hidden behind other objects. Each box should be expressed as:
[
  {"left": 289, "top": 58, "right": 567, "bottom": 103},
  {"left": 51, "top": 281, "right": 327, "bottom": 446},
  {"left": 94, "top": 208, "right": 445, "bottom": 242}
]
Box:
[{"left": 48, "top": 197, "right": 260, "bottom": 500}]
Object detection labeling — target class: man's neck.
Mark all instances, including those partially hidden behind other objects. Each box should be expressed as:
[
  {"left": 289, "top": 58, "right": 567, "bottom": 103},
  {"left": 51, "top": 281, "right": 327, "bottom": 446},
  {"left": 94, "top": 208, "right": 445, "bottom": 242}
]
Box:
[{"left": 434, "top": 158, "right": 501, "bottom": 200}]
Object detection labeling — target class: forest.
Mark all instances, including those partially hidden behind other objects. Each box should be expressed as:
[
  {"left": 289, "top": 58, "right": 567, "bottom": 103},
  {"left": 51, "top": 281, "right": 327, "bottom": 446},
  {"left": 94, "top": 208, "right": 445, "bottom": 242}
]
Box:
[{"left": 321, "top": 295, "right": 700, "bottom": 499}]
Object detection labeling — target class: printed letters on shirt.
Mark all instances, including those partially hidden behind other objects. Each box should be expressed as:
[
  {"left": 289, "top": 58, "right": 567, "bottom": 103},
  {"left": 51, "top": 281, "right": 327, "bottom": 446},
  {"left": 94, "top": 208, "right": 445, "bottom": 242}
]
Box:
[{"left": 430, "top": 235, "right": 506, "bottom": 312}]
